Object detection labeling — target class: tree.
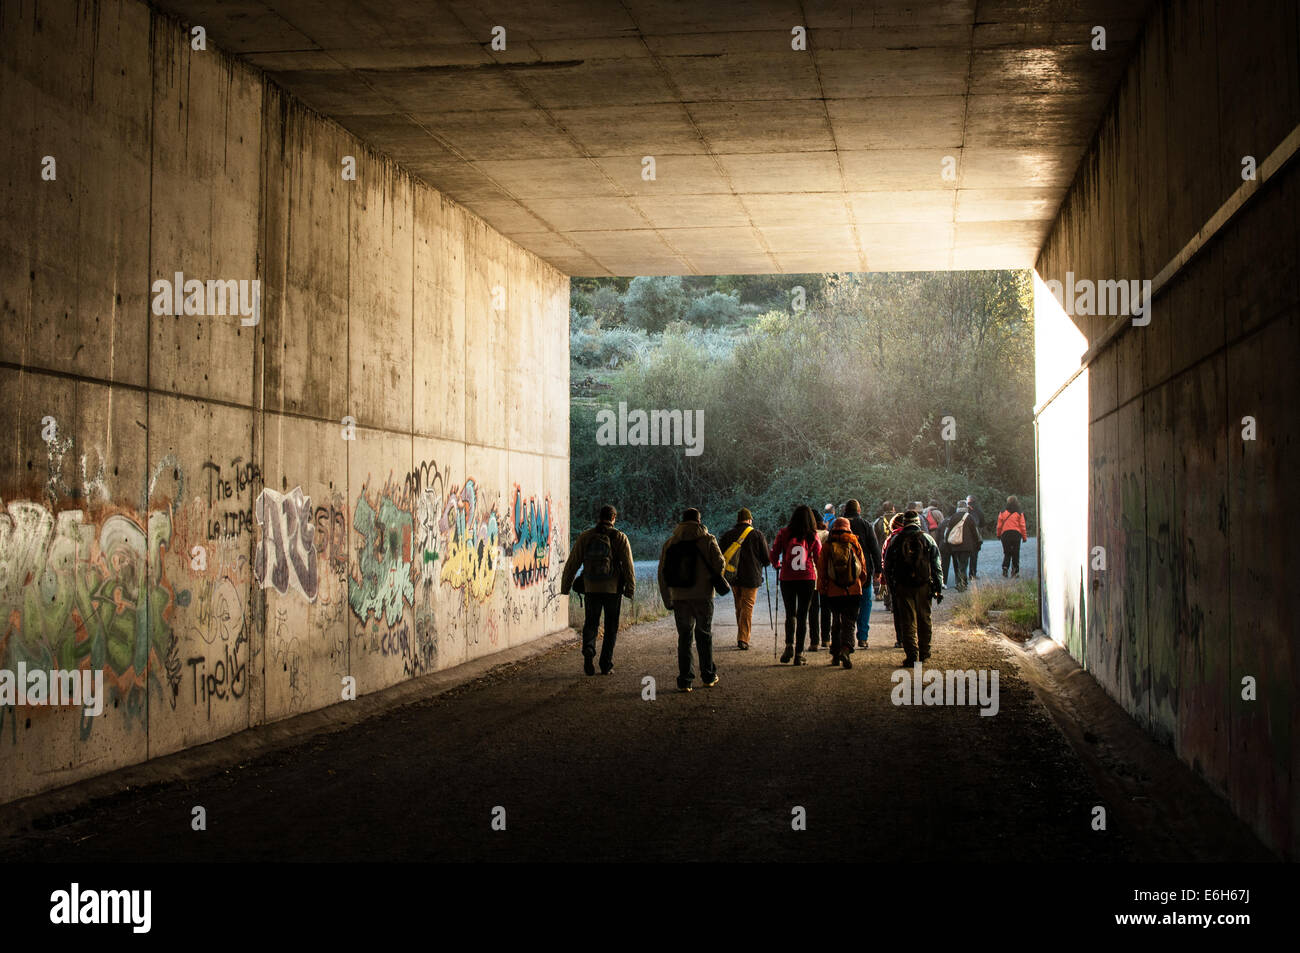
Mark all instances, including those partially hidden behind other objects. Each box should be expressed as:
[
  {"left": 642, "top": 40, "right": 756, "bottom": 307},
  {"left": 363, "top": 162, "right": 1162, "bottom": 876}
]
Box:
[{"left": 623, "top": 276, "right": 688, "bottom": 332}]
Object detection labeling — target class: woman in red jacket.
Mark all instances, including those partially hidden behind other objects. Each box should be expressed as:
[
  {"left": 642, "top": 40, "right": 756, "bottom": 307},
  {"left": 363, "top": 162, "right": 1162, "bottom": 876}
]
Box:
[
  {"left": 995, "top": 495, "right": 1029, "bottom": 577},
  {"left": 769, "top": 504, "right": 822, "bottom": 665}
]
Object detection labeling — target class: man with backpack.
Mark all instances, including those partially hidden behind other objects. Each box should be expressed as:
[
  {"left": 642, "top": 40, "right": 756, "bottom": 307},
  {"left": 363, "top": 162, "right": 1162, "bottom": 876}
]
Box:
[
  {"left": 560, "top": 504, "right": 636, "bottom": 676},
  {"left": 883, "top": 510, "right": 943, "bottom": 667},
  {"left": 816, "top": 517, "right": 869, "bottom": 668},
  {"left": 842, "top": 499, "right": 882, "bottom": 649},
  {"left": 658, "top": 508, "right": 727, "bottom": 692},
  {"left": 718, "top": 508, "right": 770, "bottom": 651},
  {"left": 940, "top": 500, "right": 979, "bottom": 592}
]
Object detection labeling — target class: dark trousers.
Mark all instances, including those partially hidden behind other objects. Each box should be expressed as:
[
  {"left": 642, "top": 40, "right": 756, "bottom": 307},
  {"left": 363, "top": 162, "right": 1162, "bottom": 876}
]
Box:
[
  {"left": 779, "top": 579, "right": 815, "bottom": 653},
  {"left": 808, "top": 590, "right": 832, "bottom": 647},
  {"left": 952, "top": 550, "right": 971, "bottom": 590},
  {"left": 892, "top": 585, "right": 934, "bottom": 662},
  {"left": 940, "top": 548, "right": 952, "bottom": 586},
  {"left": 1000, "top": 533, "right": 1022, "bottom": 575},
  {"left": 582, "top": 591, "right": 622, "bottom": 671},
  {"left": 674, "top": 598, "right": 715, "bottom": 688},
  {"left": 969, "top": 545, "right": 980, "bottom": 578},
  {"left": 827, "top": 594, "right": 861, "bottom": 658}
]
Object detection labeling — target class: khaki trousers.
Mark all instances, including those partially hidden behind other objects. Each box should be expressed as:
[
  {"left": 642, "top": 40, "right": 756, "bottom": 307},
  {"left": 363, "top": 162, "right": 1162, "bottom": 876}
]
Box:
[{"left": 732, "top": 585, "right": 758, "bottom": 645}]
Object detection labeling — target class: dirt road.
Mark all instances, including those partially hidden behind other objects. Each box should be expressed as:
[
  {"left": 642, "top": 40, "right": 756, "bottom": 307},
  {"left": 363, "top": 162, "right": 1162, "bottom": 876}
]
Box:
[{"left": 0, "top": 587, "right": 1268, "bottom": 862}]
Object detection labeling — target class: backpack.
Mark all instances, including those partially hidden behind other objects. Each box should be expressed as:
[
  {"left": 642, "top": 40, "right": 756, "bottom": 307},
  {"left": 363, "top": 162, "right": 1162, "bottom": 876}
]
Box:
[
  {"left": 583, "top": 529, "right": 617, "bottom": 583},
  {"left": 722, "top": 526, "right": 754, "bottom": 584},
  {"left": 664, "top": 538, "right": 700, "bottom": 588},
  {"left": 826, "top": 534, "right": 860, "bottom": 588},
  {"left": 892, "top": 531, "right": 932, "bottom": 589},
  {"left": 946, "top": 513, "right": 968, "bottom": 547},
  {"left": 924, "top": 507, "right": 942, "bottom": 531}
]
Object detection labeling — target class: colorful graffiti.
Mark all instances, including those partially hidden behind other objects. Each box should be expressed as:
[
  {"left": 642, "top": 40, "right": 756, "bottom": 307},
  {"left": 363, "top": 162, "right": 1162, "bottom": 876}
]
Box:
[
  {"left": 0, "top": 498, "right": 176, "bottom": 730},
  {"left": 438, "top": 479, "right": 501, "bottom": 602},
  {"left": 510, "top": 488, "right": 551, "bottom": 588},
  {"left": 348, "top": 479, "right": 414, "bottom": 627},
  {"left": 253, "top": 487, "right": 319, "bottom": 601}
]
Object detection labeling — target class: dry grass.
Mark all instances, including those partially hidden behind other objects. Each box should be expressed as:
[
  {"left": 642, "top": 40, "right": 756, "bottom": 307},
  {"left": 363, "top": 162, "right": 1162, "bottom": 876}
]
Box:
[{"left": 951, "top": 576, "right": 1039, "bottom": 640}]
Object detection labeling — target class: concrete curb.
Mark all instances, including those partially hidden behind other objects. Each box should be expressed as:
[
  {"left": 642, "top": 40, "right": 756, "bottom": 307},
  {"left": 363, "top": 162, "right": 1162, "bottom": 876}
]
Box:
[{"left": 0, "top": 627, "right": 579, "bottom": 837}]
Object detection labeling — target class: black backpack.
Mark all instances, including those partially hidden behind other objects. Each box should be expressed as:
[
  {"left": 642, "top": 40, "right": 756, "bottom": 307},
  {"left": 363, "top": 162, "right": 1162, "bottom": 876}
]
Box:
[
  {"left": 664, "top": 538, "right": 699, "bottom": 588},
  {"left": 891, "top": 531, "right": 932, "bottom": 589},
  {"left": 583, "top": 529, "right": 617, "bottom": 583}
]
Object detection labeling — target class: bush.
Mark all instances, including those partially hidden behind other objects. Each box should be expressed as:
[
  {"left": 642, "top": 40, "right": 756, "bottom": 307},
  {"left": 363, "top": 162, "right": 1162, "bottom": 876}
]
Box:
[
  {"left": 570, "top": 324, "right": 650, "bottom": 369},
  {"left": 623, "top": 276, "right": 687, "bottom": 332},
  {"left": 589, "top": 285, "right": 624, "bottom": 325},
  {"left": 683, "top": 291, "right": 742, "bottom": 327}
]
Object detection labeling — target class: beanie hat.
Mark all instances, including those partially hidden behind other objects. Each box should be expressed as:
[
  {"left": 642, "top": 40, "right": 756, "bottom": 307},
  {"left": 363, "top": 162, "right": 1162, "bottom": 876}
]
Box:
[
  {"left": 737, "top": 507, "right": 752, "bottom": 522},
  {"left": 682, "top": 508, "right": 701, "bottom": 523},
  {"left": 902, "top": 510, "right": 922, "bottom": 525}
]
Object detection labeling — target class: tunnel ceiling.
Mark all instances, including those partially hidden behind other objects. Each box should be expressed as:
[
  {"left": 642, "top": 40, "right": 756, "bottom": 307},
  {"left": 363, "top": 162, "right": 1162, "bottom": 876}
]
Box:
[{"left": 156, "top": 0, "right": 1151, "bottom": 276}]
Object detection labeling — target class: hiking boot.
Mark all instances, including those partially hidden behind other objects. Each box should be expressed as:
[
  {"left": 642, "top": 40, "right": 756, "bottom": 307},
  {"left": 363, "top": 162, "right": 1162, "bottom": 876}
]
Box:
[
  {"left": 703, "top": 673, "right": 719, "bottom": 688},
  {"left": 780, "top": 646, "right": 794, "bottom": 664},
  {"left": 857, "top": 640, "right": 868, "bottom": 648},
  {"left": 894, "top": 639, "right": 902, "bottom": 648},
  {"left": 738, "top": 642, "right": 750, "bottom": 651},
  {"left": 830, "top": 655, "right": 842, "bottom": 667},
  {"left": 678, "top": 684, "right": 693, "bottom": 693},
  {"left": 600, "top": 665, "right": 614, "bottom": 675},
  {"left": 807, "top": 643, "right": 819, "bottom": 652},
  {"left": 793, "top": 655, "right": 808, "bottom": 666},
  {"left": 899, "top": 657, "right": 917, "bottom": 668},
  {"left": 841, "top": 655, "right": 853, "bottom": 670},
  {"left": 584, "top": 657, "right": 596, "bottom": 676}
]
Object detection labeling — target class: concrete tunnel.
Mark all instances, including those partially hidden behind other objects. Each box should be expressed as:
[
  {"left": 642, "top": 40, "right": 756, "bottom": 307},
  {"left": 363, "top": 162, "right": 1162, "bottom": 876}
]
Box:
[{"left": 0, "top": 0, "right": 1297, "bottom": 874}]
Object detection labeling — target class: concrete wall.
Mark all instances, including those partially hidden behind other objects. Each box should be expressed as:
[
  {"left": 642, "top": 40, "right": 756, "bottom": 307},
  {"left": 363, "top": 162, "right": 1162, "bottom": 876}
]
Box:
[
  {"left": 0, "top": 0, "right": 570, "bottom": 802},
  {"left": 1035, "top": 0, "right": 1299, "bottom": 857}
]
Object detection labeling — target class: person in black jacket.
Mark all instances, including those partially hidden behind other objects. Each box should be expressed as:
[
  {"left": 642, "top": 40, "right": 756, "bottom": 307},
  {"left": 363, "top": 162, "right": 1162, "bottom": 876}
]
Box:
[
  {"left": 842, "top": 499, "right": 882, "bottom": 648},
  {"left": 718, "top": 508, "right": 771, "bottom": 650},
  {"left": 939, "top": 500, "right": 979, "bottom": 592},
  {"left": 964, "top": 495, "right": 985, "bottom": 579}
]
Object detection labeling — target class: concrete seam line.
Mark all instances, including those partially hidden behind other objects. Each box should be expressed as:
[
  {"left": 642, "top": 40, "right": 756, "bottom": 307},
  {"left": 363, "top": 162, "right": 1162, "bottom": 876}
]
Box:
[{"left": 1033, "top": 119, "right": 1300, "bottom": 421}]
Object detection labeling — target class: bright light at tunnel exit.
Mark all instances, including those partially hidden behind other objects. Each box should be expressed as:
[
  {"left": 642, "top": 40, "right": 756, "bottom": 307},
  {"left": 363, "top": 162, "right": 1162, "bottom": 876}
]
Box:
[{"left": 1032, "top": 270, "right": 1090, "bottom": 654}]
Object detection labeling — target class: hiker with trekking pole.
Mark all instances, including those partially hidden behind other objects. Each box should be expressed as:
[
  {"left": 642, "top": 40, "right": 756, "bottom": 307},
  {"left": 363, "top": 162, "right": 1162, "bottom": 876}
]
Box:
[
  {"left": 769, "top": 504, "right": 822, "bottom": 666},
  {"left": 718, "top": 508, "right": 771, "bottom": 652}
]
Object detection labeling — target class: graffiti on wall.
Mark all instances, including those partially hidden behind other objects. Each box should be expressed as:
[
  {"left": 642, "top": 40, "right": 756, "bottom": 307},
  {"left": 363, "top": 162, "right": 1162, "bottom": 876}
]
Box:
[
  {"left": 4, "top": 433, "right": 563, "bottom": 749},
  {"left": 510, "top": 487, "right": 551, "bottom": 588},
  {"left": 348, "top": 477, "right": 414, "bottom": 628},
  {"left": 0, "top": 498, "right": 176, "bottom": 731},
  {"left": 438, "top": 479, "right": 501, "bottom": 603},
  {"left": 253, "top": 487, "right": 318, "bottom": 601}
]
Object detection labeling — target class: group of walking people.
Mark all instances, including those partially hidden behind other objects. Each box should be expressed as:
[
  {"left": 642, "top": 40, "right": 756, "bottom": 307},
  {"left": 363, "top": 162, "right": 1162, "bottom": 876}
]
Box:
[{"left": 559, "top": 494, "right": 1028, "bottom": 693}]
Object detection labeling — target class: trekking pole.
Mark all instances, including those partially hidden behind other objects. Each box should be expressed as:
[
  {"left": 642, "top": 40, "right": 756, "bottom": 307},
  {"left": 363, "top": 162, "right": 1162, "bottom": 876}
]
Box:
[{"left": 765, "top": 566, "right": 777, "bottom": 659}]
